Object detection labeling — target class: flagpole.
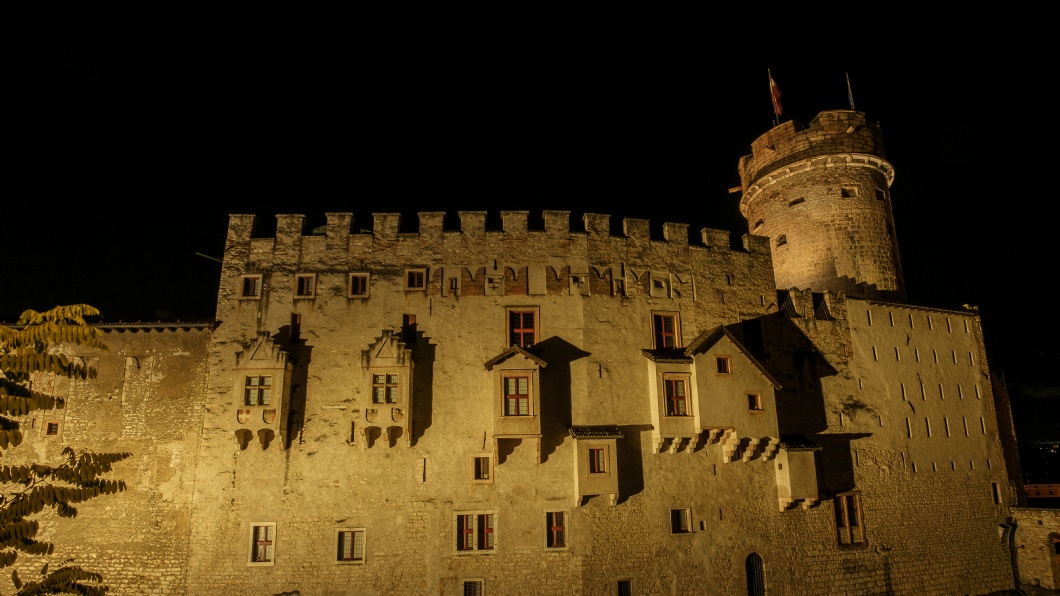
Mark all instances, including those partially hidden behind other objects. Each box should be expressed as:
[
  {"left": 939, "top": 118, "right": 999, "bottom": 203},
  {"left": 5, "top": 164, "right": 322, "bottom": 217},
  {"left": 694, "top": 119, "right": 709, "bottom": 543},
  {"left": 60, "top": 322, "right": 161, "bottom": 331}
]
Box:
[
  {"left": 846, "top": 72, "right": 855, "bottom": 111},
  {"left": 768, "top": 69, "right": 776, "bottom": 127}
]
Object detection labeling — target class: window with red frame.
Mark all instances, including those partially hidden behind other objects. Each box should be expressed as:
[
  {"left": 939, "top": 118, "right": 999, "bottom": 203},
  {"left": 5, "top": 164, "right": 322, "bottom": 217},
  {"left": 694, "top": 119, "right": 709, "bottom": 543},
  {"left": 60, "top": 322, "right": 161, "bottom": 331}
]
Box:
[
  {"left": 545, "top": 511, "right": 566, "bottom": 548},
  {"left": 503, "top": 375, "right": 530, "bottom": 416},
  {"left": 664, "top": 377, "right": 688, "bottom": 416},
  {"left": 509, "top": 310, "right": 537, "bottom": 347},
  {"left": 652, "top": 313, "right": 680, "bottom": 348}
]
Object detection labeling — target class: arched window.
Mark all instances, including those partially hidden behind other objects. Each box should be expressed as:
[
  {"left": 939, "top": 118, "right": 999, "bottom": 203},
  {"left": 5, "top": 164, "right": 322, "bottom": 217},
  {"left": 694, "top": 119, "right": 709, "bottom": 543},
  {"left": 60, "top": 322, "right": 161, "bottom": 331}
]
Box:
[{"left": 746, "top": 552, "right": 765, "bottom": 596}]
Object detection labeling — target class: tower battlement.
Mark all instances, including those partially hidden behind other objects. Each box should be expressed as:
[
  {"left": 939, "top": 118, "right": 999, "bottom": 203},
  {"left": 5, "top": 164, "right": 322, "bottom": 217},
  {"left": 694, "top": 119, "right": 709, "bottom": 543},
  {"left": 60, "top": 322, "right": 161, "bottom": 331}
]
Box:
[{"left": 737, "top": 111, "right": 887, "bottom": 190}]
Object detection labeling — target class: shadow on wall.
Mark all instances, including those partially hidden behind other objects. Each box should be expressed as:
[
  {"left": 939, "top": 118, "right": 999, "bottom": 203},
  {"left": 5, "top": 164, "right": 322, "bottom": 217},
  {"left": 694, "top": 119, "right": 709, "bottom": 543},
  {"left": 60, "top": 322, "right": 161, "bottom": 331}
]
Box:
[
  {"left": 616, "top": 424, "right": 651, "bottom": 504},
  {"left": 534, "top": 335, "right": 590, "bottom": 464},
  {"left": 409, "top": 328, "right": 435, "bottom": 447}
]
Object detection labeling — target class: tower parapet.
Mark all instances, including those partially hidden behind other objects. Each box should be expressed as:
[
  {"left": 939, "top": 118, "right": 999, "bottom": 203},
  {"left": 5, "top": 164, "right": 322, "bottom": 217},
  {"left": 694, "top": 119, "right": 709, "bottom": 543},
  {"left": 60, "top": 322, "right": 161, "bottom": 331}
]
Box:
[{"left": 737, "top": 110, "right": 906, "bottom": 302}]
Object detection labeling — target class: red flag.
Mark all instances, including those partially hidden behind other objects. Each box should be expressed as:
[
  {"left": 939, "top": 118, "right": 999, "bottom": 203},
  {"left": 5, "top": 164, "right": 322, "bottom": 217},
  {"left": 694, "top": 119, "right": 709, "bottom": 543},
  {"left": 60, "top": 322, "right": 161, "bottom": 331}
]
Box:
[{"left": 769, "top": 71, "right": 782, "bottom": 118}]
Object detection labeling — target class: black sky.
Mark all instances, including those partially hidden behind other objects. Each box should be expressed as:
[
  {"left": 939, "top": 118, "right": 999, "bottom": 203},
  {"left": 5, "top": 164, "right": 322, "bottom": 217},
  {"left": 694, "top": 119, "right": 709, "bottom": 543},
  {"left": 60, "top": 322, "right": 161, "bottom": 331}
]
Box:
[{"left": 3, "top": 16, "right": 1057, "bottom": 441}]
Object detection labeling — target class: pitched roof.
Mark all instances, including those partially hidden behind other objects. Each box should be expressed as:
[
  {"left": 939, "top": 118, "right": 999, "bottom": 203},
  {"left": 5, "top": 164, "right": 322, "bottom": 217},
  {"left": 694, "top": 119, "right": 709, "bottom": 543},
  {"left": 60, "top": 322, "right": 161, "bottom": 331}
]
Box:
[
  {"left": 640, "top": 348, "right": 694, "bottom": 364},
  {"left": 569, "top": 425, "right": 624, "bottom": 439},
  {"left": 684, "top": 326, "right": 782, "bottom": 390},
  {"left": 483, "top": 345, "right": 548, "bottom": 371}
]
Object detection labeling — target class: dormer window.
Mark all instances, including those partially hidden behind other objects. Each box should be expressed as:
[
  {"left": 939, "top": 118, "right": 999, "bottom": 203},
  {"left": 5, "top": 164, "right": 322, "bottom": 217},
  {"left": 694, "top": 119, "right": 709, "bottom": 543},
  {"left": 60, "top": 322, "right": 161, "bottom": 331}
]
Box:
[
  {"left": 372, "top": 374, "right": 399, "bottom": 404},
  {"left": 503, "top": 374, "right": 531, "bottom": 416},
  {"left": 663, "top": 375, "right": 689, "bottom": 416},
  {"left": 244, "top": 375, "right": 272, "bottom": 406}
]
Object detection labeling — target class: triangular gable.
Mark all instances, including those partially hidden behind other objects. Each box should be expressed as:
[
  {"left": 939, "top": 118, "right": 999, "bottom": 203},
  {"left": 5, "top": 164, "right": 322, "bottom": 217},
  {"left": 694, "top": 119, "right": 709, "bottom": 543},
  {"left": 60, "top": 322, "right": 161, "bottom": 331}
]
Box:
[
  {"left": 684, "top": 326, "right": 781, "bottom": 389},
  {"left": 483, "top": 345, "right": 548, "bottom": 371},
  {"left": 362, "top": 328, "right": 412, "bottom": 368},
  {"left": 237, "top": 331, "right": 288, "bottom": 367}
]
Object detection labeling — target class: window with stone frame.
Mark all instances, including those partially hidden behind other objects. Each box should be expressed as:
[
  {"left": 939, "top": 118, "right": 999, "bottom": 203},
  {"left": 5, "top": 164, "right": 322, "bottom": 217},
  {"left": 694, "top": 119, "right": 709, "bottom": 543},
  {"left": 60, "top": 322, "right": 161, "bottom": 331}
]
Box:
[
  {"left": 294, "top": 273, "right": 316, "bottom": 298},
  {"left": 670, "top": 508, "right": 691, "bottom": 534},
  {"left": 406, "top": 268, "right": 426, "bottom": 290},
  {"left": 240, "top": 274, "right": 263, "bottom": 299},
  {"left": 348, "top": 272, "right": 370, "bottom": 298},
  {"left": 249, "top": 523, "right": 276, "bottom": 565},
  {"left": 507, "top": 309, "right": 538, "bottom": 348},
  {"left": 372, "top": 373, "right": 399, "bottom": 404},
  {"left": 651, "top": 312, "right": 681, "bottom": 349},
  {"left": 472, "top": 455, "right": 493, "bottom": 483},
  {"left": 336, "top": 528, "right": 365, "bottom": 563},
  {"left": 462, "top": 579, "right": 484, "bottom": 596},
  {"left": 663, "top": 374, "right": 689, "bottom": 416},
  {"left": 244, "top": 375, "right": 272, "bottom": 406},
  {"left": 545, "top": 510, "right": 567, "bottom": 549},
  {"left": 834, "top": 492, "right": 865, "bottom": 546},
  {"left": 502, "top": 374, "right": 531, "bottom": 416},
  {"left": 456, "top": 512, "right": 496, "bottom": 552}
]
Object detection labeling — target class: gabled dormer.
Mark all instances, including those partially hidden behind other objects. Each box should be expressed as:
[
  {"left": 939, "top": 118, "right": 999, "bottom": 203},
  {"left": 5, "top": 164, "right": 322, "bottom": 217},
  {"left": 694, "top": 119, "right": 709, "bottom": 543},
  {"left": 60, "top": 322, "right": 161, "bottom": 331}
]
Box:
[
  {"left": 234, "top": 331, "right": 293, "bottom": 450},
  {"left": 685, "top": 326, "right": 782, "bottom": 463},
  {"left": 569, "top": 425, "right": 623, "bottom": 507},
  {"left": 642, "top": 347, "right": 698, "bottom": 454},
  {"left": 360, "top": 328, "right": 414, "bottom": 447},
  {"left": 484, "top": 345, "right": 547, "bottom": 463}
]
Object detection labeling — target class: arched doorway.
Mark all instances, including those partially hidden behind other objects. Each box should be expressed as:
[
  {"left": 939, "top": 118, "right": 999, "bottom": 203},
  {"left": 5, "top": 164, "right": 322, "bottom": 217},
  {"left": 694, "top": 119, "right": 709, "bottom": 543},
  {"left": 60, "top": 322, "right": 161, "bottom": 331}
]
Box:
[{"left": 746, "top": 552, "right": 765, "bottom": 596}]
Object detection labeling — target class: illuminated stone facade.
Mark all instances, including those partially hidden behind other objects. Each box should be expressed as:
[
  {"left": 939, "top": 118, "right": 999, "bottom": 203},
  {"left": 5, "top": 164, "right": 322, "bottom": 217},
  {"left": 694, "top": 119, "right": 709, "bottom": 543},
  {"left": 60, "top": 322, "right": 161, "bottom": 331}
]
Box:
[{"left": 7, "top": 110, "right": 1029, "bottom": 595}]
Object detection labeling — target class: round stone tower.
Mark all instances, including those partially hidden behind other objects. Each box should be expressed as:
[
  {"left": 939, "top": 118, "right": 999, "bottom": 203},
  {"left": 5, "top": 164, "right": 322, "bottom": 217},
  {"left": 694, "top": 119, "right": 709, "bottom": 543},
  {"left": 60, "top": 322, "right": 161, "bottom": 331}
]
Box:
[{"left": 737, "top": 110, "right": 906, "bottom": 302}]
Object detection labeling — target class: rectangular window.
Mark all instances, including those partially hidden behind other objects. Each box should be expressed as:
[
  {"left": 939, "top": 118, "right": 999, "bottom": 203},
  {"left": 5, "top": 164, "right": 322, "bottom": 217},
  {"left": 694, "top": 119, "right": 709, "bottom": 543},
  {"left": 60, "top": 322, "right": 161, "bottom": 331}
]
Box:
[
  {"left": 588, "top": 447, "right": 607, "bottom": 474},
  {"left": 747, "top": 392, "right": 763, "bottom": 411},
  {"left": 244, "top": 375, "right": 272, "bottom": 406},
  {"left": 336, "top": 529, "right": 365, "bottom": 563},
  {"left": 348, "top": 273, "right": 369, "bottom": 298},
  {"left": 463, "top": 580, "right": 484, "bottom": 596},
  {"left": 240, "top": 275, "right": 263, "bottom": 299},
  {"left": 652, "top": 313, "right": 680, "bottom": 348},
  {"left": 617, "top": 580, "right": 633, "bottom": 596},
  {"left": 716, "top": 356, "right": 731, "bottom": 374},
  {"left": 372, "top": 373, "right": 399, "bottom": 404},
  {"left": 508, "top": 310, "right": 537, "bottom": 347},
  {"left": 663, "top": 376, "right": 688, "bottom": 416},
  {"left": 545, "top": 511, "right": 566, "bottom": 548},
  {"left": 472, "top": 455, "right": 492, "bottom": 482},
  {"left": 456, "top": 513, "right": 495, "bottom": 552},
  {"left": 669, "top": 508, "right": 691, "bottom": 534},
  {"left": 294, "top": 273, "right": 316, "bottom": 298},
  {"left": 503, "top": 375, "right": 530, "bottom": 416},
  {"left": 406, "top": 268, "right": 426, "bottom": 290},
  {"left": 834, "top": 493, "right": 865, "bottom": 546},
  {"left": 249, "top": 523, "right": 276, "bottom": 565}
]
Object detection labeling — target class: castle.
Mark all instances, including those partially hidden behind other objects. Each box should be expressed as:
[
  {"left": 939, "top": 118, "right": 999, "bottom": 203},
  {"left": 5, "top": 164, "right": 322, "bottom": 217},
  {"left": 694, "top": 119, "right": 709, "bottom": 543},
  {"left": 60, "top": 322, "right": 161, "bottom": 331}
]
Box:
[{"left": 10, "top": 109, "right": 1049, "bottom": 595}]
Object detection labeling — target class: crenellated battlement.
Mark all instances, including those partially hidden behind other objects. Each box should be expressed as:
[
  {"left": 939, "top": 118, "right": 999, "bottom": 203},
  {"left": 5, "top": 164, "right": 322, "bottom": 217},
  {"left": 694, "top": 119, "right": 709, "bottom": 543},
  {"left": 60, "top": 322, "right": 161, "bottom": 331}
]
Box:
[
  {"left": 737, "top": 110, "right": 887, "bottom": 191},
  {"left": 224, "top": 211, "right": 762, "bottom": 261}
]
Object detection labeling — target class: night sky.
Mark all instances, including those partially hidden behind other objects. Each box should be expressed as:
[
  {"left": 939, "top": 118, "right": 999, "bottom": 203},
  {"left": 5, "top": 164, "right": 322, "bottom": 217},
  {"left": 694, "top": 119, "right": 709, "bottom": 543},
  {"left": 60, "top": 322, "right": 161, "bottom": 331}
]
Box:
[{"left": 4, "top": 19, "right": 1057, "bottom": 444}]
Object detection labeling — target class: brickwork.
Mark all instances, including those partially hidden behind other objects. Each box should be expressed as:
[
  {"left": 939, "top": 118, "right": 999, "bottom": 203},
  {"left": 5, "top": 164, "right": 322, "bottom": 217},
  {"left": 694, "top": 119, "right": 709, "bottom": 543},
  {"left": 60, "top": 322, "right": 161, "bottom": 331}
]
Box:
[{"left": 1012, "top": 507, "right": 1060, "bottom": 590}]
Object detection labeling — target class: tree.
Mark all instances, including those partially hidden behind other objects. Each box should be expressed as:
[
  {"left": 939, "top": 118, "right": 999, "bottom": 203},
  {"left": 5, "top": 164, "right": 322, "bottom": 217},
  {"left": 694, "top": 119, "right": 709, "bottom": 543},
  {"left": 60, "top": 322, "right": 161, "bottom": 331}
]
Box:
[{"left": 0, "top": 305, "right": 130, "bottom": 595}]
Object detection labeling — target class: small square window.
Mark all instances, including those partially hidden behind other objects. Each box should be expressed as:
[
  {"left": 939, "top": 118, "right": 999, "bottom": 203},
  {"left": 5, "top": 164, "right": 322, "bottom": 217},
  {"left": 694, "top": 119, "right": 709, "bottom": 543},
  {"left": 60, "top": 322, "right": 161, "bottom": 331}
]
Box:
[
  {"left": 617, "top": 579, "right": 633, "bottom": 596},
  {"left": 875, "top": 188, "right": 886, "bottom": 201},
  {"left": 748, "top": 393, "right": 763, "bottom": 411},
  {"left": 372, "top": 373, "right": 399, "bottom": 404},
  {"left": 348, "top": 273, "right": 370, "bottom": 298},
  {"left": 294, "top": 273, "right": 316, "bottom": 298},
  {"left": 472, "top": 455, "right": 493, "bottom": 483},
  {"left": 244, "top": 375, "right": 272, "bottom": 406},
  {"left": 240, "top": 275, "right": 263, "bottom": 299},
  {"left": 651, "top": 312, "right": 680, "bottom": 349},
  {"left": 406, "top": 268, "right": 427, "bottom": 290},
  {"left": 508, "top": 309, "right": 538, "bottom": 348},
  {"left": 670, "top": 508, "right": 691, "bottom": 534},
  {"left": 249, "top": 523, "right": 276, "bottom": 565},
  {"left": 545, "top": 511, "right": 567, "bottom": 549},
  {"left": 336, "top": 529, "right": 365, "bottom": 563},
  {"left": 841, "top": 186, "right": 858, "bottom": 198},
  {"left": 463, "top": 579, "right": 484, "bottom": 596},
  {"left": 588, "top": 447, "right": 607, "bottom": 474},
  {"left": 44, "top": 421, "right": 62, "bottom": 437},
  {"left": 716, "top": 356, "right": 731, "bottom": 374}
]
